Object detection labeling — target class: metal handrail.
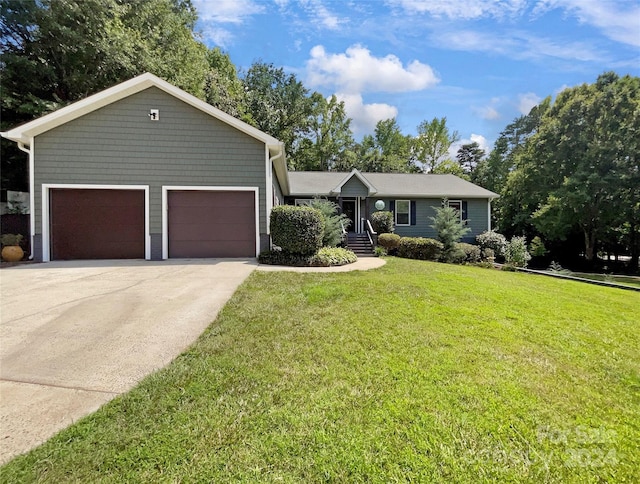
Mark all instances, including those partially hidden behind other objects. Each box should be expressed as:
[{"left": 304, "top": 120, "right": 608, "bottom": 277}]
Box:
[{"left": 362, "top": 218, "right": 376, "bottom": 246}]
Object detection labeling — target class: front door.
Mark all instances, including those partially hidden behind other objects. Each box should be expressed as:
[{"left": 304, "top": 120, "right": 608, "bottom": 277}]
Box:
[{"left": 342, "top": 199, "right": 357, "bottom": 232}]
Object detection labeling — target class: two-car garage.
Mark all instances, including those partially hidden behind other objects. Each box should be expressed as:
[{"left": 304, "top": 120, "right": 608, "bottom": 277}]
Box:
[{"left": 46, "top": 186, "right": 258, "bottom": 261}]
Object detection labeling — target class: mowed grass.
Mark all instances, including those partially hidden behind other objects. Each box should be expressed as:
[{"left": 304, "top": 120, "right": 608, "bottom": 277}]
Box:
[{"left": 2, "top": 258, "right": 639, "bottom": 483}]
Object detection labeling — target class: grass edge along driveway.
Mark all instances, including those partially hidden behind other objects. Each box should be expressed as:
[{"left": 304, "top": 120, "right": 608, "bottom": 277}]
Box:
[{"left": 2, "top": 258, "right": 638, "bottom": 483}]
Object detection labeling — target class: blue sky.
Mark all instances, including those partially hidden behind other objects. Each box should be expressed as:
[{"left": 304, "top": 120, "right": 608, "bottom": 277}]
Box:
[{"left": 193, "top": 0, "right": 640, "bottom": 153}]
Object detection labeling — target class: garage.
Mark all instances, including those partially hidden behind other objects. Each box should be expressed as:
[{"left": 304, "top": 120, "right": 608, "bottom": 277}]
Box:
[
  {"left": 49, "top": 188, "right": 146, "bottom": 260},
  {"left": 167, "top": 190, "right": 257, "bottom": 258}
]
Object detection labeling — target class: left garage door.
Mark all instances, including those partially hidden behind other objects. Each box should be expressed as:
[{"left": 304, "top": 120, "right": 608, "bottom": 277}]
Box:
[{"left": 50, "top": 189, "right": 145, "bottom": 260}]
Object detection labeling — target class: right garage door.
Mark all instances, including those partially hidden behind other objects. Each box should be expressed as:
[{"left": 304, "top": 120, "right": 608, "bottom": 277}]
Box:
[{"left": 167, "top": 190, "right": 256, "bottom": 258}]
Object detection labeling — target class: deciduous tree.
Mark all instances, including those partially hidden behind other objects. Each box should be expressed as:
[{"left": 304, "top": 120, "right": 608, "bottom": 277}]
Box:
[
  {"left": 415, "top": 117, "right": 459, "bottom": 173},
  {"left": 291, "top": 93, "right": 355, "bottom": 171},
  {"left": 242, "top": 61, "right": 314, "bottom": 162}
]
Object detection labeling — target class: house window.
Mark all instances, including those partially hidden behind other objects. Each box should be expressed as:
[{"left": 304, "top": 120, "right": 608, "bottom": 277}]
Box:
[
  {"left": 448, "top": 200, "right": 463, "bottom": 221},
  {"left": 295, "top": 199, "right": 312, "bottom": 206},
  {"left": 395, "top": 200, "right": 410, "bottom": 225}
]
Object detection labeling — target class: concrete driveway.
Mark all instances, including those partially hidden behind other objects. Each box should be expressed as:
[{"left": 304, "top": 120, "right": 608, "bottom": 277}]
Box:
[{"left": 0, "top": 259, "right": 257, "bottom": 464}]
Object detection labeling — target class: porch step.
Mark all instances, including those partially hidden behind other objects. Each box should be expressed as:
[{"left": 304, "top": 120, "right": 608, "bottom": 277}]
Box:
[{"left": 346, "top": 234, "right": 375, "bottom": 257}]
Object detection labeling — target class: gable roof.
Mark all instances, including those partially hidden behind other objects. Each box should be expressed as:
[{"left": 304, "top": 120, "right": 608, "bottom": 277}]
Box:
[
  {"left": 2, "top": 73, "right": 282, "bottom": 149},
  {"left": 288, "top": 171, "right": 499, "bottom": 199},
  {"left": 1, "top": 72, "right": 290, "bottom": 194},
  {"left": 330, "top": 169, "right": 377, "bottom": 196}
]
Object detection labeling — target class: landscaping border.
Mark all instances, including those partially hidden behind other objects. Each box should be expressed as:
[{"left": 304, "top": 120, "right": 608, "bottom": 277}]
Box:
[{"left": 509, "top": 266, "right": 640, "bottom": 292}]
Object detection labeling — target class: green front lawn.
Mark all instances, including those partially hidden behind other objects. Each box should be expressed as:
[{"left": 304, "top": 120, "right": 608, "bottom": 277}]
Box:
[{"left": 3, "top": 258, "right": 639, "bottom": 482}]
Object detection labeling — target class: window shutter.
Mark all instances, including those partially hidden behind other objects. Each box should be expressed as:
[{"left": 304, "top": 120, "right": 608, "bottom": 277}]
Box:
[
  {"left": 410, "top": 201, "right": 417, "bottom": 225},
  {"left": 390, "top": 200, "right": 395, "bottom": 213},
  {"left": 462, "top": 201, "right": 468, "bottom": 223}
]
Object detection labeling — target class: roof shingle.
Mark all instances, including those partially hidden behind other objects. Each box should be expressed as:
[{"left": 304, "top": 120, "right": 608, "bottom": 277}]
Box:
[{"left": 288, "top": 171, "right": 499, "bottom": 198}]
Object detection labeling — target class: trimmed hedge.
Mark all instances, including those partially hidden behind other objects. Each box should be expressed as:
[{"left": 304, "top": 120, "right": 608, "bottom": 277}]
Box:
[
  {"left": 397, "top": 237, "right": 443, "bottom": 261},
  {"left": 270, "top": 205, "right": 324, "bottom": 255},
  {"left": 258, "top": 247, "right": 357, "bottom": 267},
  {"left": 377, "top": 233, "right": 401, "bottom": 251},
  {"left": 258, "top": 249, "right": 314, "bottom": 267}
]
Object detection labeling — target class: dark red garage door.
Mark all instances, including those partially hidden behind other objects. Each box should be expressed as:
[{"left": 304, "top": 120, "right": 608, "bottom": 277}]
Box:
[
  {"left": 50, "top": 189, "right": 145, "bottom": 260},
  {"left": 168, "top": 190, "right": 256, "bottom": 258}
]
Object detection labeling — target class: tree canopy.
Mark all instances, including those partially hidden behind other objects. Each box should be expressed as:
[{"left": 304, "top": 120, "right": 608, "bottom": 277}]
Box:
[
  {"left": 2, "top": 3, "right": 638, "bottom": 270},
  {"left": 414, "top": 117, "right": 460, "bottom": 173},
  {"left": 497, "top": 73, "right": 639, "bottom": 267}
]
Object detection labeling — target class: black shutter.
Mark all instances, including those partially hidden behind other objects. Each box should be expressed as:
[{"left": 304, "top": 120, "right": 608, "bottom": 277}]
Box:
[
  {"left": 462, "top": 201, "right": 468, "bottom": 224},
  {"left": 410, "top": 201, "right": 416, "bottom": 225},
  {"left": 390, "top": 200, "right": 395, "bottom": 213}
]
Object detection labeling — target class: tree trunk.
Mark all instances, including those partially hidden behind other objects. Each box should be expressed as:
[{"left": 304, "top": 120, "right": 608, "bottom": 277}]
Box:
[
  {"left": 630, "top": 220, "right": 639, "bottom": 273},
  {"left": 584, "top": 228, "right": 596, "bottom": 262}
]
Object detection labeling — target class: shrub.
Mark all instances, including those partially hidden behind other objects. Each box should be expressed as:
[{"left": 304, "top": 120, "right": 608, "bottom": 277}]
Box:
[
  {"left": 529, "top": 236, "right": 548, "bottom": 257},
  {"left": 310, "top": 247, "right": 357, "bottom": 267},
  {"left": 476, "top": 230, "right": 507, "bottom": 258},
  {"left": 0, "top": 234, "right": 23, "bottom": 246},
  {"left": 258, "top": 249, "right": 314, "bottom": 267},
  {"left": 455, "top": 242, "right": 481, "bottom": 263},
  {"left": 449, "top": 246, "right": 467, "bottom": 264},
  {"left": 270, "top": 205, "right": 324, "bottom": 255},
  {"left": 505, "top": 236, "right": 531, "bottom": 268},
  {"left": 481, "top": 247, "right": 495, "bottom": 262},
  {"left": 397, "top": 237, "right": 443, "bottom": 261},
  {"left": 309, "top": 198, "right": 350, "bottom": 247},
  {"left": 430, "top": 201, "right": 470, "bottom": 262},
  {"left": 374, "top": 246, "right": 387, "bottom": 257},
  {"left": 377, "top": 233, "right": 401, "bottom": 251},
  {"left": 371, "top": 211, "right": 394, "bottom": 234},
  {"left": 472, "top": 261, "right": 495, "bottom": 269}
]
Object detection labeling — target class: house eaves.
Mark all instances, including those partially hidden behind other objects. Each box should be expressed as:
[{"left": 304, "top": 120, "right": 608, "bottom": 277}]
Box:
[
  {"left": 1, "top": 72, "right": 284, "bottom": 154},
  {"left": 1, "top": 72, "right": 290, "bottom": 196}
]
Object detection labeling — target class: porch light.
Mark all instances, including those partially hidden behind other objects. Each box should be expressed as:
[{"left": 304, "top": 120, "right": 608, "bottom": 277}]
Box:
[{"left": 375, "top": 200, "right": 385, "bottom": 210}]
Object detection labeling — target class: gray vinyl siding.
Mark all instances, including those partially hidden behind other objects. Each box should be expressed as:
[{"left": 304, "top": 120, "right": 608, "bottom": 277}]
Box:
[
  {"left": 368, "top": 198, "right": 489, "bottom": 242},
  {"left": 464, "top": 199, "right": 490, "bottom": 241},
  {"left": 272, "top": 167, "right": 283, "bottom": 207},
  {"left": 33, "top": 87, "right": 268, "bottom": 255},
  {"left": 340, "top": 177, "right": 369, "bottom": 198}
]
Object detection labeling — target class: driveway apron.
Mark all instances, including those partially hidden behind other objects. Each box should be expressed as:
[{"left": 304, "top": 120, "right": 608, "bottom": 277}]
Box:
[{"left": 0, "top": 259, "right": 256, "bottom": 464}]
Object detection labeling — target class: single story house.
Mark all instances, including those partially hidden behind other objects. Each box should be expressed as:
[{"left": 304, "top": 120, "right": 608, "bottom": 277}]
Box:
[
  {"left": 286, "top": 170, "right": 498, "bottom": 243},
  {"left": 2, "top": 73, "right": 497, "bottom": 261}
]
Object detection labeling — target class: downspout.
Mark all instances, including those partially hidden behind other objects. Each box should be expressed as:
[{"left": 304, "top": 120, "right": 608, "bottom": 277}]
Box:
[
  {"left": 488, "top": 198, "right": 492, "bottom": 232},
  {"left": 267, "top": 147, "right": 284, "bottom": 248},
  {"left": 17, "top": 140, "right": 35, "bottom": 260}
]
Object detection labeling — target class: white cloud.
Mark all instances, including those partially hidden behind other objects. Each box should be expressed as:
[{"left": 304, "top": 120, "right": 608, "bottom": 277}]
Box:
[
  {"left": 518, "top": 92, "right": 542, "bottom": 115},
  {"left": 194, "top": 0, "right": 265, "bottom": 47},
  {"left": 306, "top": 44, "right": 439, "bottom": 94},
  {"left": 194, "top": 0, "right": 265, "bottom": 23},
  {"left": 336, "top": 93, "right": 398, "bottom": 136},
  {"left": 391, "top": 0, "right": 528, "bottom": 19},
  {"left": 470, "top": 133, "right": 490, "bottom": 153},
  {"left": 479, "top": 106, "right": 500, "bottom": 120},
  {"left": 535, "top": 0, "right": 640, "bottom": 47},
  {"left": 439, "top": 28, "right": 606, "bottom": 63},
  {"left": 449, "top": 134, "right": 491, "bottom": 159},
  {"left": 303, "top": 0, "right": 342, "bottom": 29},
  {"left": 200, "top": 26, "right": 234, "bottom": 48}
]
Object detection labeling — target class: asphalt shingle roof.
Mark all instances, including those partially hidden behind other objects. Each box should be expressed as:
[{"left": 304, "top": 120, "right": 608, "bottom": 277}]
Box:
[{"left": 288, "top": 171, "right": 499, "bottom": 198}]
